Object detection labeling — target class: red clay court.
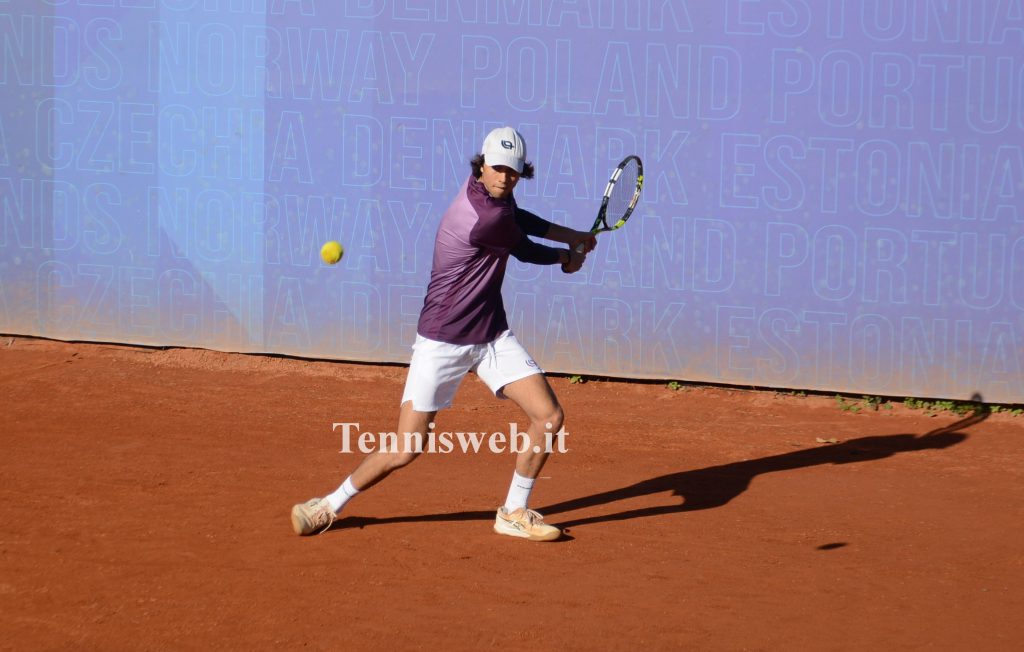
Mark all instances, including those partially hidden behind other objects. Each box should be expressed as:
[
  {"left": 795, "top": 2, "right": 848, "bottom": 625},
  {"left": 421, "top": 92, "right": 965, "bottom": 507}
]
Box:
[{"left": 2, "top": 336, "right": 1022, "bottom": 650}]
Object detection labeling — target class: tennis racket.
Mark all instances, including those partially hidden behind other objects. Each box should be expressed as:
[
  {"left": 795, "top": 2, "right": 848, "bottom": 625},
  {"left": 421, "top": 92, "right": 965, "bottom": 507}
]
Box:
[{"left": 562, "top": 155, "right": 644, "bottom": 272}]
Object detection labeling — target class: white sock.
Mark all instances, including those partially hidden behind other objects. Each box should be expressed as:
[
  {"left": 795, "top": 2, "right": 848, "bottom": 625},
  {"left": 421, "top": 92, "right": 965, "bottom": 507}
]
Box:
[
  {"left": 503, "top": 471, "right": 535, "bottom": 512},
  {"left": 326, "top": 477, "right": 359, "bottom": 513}
]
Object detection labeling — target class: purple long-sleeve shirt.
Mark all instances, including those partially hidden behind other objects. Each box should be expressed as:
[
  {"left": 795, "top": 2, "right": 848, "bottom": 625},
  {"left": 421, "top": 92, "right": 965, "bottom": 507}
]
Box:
[{"left": 417, "top": 175, "right": 562, "bottom": 345}]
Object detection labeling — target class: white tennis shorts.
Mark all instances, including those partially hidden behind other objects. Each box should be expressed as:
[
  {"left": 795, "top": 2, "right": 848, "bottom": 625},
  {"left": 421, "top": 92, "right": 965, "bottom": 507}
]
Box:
[{"left": 401, "top": 330, "right": 544, "bottom": 412}]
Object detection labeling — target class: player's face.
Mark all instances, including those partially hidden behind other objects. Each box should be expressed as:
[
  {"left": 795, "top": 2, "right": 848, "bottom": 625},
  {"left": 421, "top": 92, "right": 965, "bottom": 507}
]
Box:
[{"left": 480, "top": 164, "right": 521, "bottom": 199}]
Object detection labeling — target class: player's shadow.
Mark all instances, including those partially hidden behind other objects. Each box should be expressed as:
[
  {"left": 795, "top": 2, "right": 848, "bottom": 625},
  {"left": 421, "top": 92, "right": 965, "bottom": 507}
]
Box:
[
  {"left": 330, "top": 408, "right": 986, "bottom": 533},
  {"left": 538, "top": 408, "right": 986, "bottom": 529}
]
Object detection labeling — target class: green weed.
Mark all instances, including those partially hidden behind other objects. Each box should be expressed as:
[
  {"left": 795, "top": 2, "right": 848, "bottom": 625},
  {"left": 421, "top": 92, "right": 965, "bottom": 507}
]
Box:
[{"left": 835, "top": 395, "right": 861, "bottom": 413}]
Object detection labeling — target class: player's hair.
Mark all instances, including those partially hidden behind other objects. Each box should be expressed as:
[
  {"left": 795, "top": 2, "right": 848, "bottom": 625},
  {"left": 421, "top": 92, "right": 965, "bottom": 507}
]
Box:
[{"left": 470, "top": 154, "right": 535, "bottom": 180}]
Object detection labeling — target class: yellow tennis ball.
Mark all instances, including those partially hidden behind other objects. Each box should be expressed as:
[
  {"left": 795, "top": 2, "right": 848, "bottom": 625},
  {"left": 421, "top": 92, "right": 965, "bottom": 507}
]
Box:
[{"left": 320, "top": 240, "right": 344, "bottom": 265}]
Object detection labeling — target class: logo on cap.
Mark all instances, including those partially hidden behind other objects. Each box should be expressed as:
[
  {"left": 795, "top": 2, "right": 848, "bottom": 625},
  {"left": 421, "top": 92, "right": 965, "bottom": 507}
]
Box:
[{"left": 501, "top": 140, "right": 514, "bottom": 150}]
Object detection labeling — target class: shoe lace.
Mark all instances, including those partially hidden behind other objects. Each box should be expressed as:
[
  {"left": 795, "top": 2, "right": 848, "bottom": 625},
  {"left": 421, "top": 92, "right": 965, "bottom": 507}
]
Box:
[
  {"left": 523, "top": 509, "right": 545, "bottom": 525},
  {"left": 313, "top": 501, "right": 336, "bottom": 535}
]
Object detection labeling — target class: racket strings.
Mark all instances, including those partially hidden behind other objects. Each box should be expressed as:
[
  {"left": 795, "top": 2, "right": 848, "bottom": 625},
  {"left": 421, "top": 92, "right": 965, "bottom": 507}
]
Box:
[{"left": 606, "top": 161, "right": 639, "bottom": 221}]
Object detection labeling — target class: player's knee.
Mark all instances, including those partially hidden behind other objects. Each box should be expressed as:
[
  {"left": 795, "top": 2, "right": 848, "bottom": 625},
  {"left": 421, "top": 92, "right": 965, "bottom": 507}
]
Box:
[
  {"left": 384, "top": 451, "right": 419, "bottom": 471},
  {"left": 537, "top": 404, "right": 564, "bottom": 434}
]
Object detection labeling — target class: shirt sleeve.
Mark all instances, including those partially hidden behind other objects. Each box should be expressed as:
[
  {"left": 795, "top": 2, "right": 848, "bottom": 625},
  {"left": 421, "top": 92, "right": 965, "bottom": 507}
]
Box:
[
  {"left": 465, "top": 178, "right": 557, "bottom": 259},
  {"left": 469, "top": 205, "right": 523, "bottom": 253}
]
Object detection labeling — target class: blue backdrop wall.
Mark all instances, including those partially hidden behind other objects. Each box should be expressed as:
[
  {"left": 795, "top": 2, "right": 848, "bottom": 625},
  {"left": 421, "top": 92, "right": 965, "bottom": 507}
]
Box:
[{"left": 1, "top": 0, "right": 1022, "bottom": 402}]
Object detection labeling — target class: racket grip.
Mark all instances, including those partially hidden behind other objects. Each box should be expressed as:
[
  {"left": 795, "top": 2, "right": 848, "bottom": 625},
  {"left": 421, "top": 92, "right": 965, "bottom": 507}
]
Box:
[{"left": 562, "top": 242, "right": 586, "bottom": 273}]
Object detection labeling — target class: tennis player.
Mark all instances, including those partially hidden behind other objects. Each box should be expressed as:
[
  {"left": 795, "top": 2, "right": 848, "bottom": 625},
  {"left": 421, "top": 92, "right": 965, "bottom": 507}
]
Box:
[{"left": 291, "top": 127, "right": 596, "bottom": 541}]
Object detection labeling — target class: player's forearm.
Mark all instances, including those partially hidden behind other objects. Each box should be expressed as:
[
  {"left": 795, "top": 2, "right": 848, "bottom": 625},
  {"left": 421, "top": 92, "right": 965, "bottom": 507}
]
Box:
[
  {"left": 543, "top": 223, "right": 581, "bottom": 245},
  {"left": 510, "top": 237, "right": 563, "bottom": 265}
]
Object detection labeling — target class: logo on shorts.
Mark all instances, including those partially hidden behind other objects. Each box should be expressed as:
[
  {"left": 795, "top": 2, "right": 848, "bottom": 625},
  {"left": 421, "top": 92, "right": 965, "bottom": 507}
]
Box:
[{"left": 526, "top": 359, "right": 538, "bottom": 368}]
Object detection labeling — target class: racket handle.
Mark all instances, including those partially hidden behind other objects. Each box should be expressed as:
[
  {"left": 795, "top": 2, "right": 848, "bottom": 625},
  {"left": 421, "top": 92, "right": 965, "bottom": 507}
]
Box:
[
  {"left": 562, "top": 242, "right": 587, "bottom": 273},
  {"left": 561, "top": 237, "right": 593, "bottom": 270}
]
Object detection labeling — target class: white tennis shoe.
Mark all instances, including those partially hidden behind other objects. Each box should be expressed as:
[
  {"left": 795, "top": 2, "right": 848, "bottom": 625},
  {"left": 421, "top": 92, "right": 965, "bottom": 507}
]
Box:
[
  {"left": 494, "top": 507, "right": 561, "bottom": 541},
  {"left": 291, "top": 497, "right": 336, "bottom": 536}
]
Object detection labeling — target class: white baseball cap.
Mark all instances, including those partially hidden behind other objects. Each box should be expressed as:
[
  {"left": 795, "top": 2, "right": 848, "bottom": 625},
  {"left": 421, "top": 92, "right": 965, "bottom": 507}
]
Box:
[{"left": 481, "top": 127, "right": 527, "bottom": 173}]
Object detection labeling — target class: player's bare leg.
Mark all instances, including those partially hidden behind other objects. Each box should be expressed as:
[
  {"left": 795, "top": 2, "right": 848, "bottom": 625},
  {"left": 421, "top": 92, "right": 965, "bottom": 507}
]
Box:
[
  {"left": 291, "top": 401, "right": 435, "bottom": 536},
  {"left": 501, "top": 374, "right": 564, "bottom": 478},
  {"left": 349, "top": 400, "right": 436, "bottom": 491},
  {"left": 492, "top": 373, "right": 564, "bottom": 541}
]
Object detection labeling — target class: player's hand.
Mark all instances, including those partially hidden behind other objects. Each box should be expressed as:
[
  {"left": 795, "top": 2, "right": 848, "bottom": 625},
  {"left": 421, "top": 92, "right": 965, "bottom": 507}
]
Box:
[
  {"left": 560, "top": 247, "right": 586, "bottom": 274},
  {"left": 568, "top": 231, "right": 597, "bottom": 254}
]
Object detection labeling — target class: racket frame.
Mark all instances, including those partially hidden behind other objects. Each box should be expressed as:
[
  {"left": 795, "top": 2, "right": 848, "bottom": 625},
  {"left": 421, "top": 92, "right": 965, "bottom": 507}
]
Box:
[
  {"left": 591, "top": 154, "right": 644, "bottom": 235},
  {"left": 568, "top": 155, "right": 644, "bottom": 258}
]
